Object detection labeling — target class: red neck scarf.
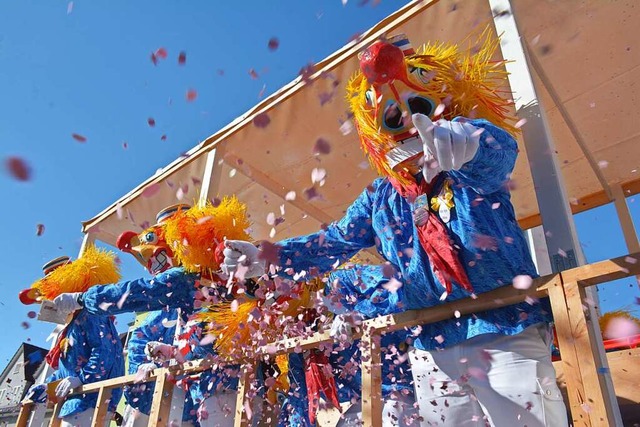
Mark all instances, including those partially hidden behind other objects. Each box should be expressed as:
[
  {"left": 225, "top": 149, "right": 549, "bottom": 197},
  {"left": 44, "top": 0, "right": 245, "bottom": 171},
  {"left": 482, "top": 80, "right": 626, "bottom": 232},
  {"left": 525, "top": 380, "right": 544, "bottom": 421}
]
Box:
[{"left": 388, "top": 172, "right": 473, "bottom": 296}]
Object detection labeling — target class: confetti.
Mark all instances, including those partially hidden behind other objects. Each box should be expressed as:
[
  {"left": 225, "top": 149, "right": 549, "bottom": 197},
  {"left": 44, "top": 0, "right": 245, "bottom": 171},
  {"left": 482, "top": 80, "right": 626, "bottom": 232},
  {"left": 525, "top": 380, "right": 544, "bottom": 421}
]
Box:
[
  {"left": 147, "top": 118, "right": 156, "bottom": 127},
  {"left": 311, "top": 168, "right": 326, "bottom": 184},
  {"left": 512, "top": 275, "right": 533, "bottom": 290},
  {"left": 122, "top": 142, "right": 128, "bottom": 149},
  {"left": 72, "top": 133, "right": 87, "bottom": 143},
  {"left": 66, "top": 2, "right": 73, "bottom": 14},
  {"left": 36, "top": 224, "right": 45, "bottom": 236},
  {"left": 253, "top": 112, "right": 270, "bottom": 128},
  {"left": 383, "top": 278, "right": 403, "bottom": 293},
  {"left": 268, "top": 37, "right": 279, "bottom": 51},
  {"left": 5, "top": 157, "right": 31, "bottom": 181},
  {"left": 161, "top": 135, "right": 167, "bottom": 141},
  {"left": 142, "top": 183, "right": 161, "bottom": 198},
  {"left": 514, "top": 118, "right": 527, "bottom": 129},
  {"left": 597, "top": 160, "right": 608, "bottom": 169},
  {"left": 285, "top": 191, "right": 296, "bottom": 201},
  {"left": 155, "top": 47, "right": 168, "bottom": 59},
  {"left": 186, "top": 89, "right": 198, "bottom": 102},
  {"left": 27, "top": 311, "right": 36, "bottom": 319},
  {"left": 339, "top": 120, "right": 354, "bottom": 135},
  {"left": 249, "top": 69, "right": 259, "bottom": 80},
  {"left": 604, "top": 317, "right": 640, "bottom": 339},
  {"left": 313, "top": 138, "right": 331, "bottom": 155},
  {"left": 178, "top": 51, "right": 187, "bottom": 65}
]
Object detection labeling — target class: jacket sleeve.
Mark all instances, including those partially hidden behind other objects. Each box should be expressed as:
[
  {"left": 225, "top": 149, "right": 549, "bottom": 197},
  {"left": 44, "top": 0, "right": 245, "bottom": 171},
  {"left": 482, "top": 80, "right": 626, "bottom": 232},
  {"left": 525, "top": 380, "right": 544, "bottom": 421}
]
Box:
[
  {"left": 77, "top": 315, "right": 119, "bottom": 384},
  {"left": 276, "top": 180, "right": 381, "bottom": 277},
  {"left": 449, "top": 118, "right": 519, "bottom": 195},
  {"left": 326, "top": 265, "right": 404, "bottom": 319},
  {"left": 80, "top": 268, "right": 198, "bottom": 315}
]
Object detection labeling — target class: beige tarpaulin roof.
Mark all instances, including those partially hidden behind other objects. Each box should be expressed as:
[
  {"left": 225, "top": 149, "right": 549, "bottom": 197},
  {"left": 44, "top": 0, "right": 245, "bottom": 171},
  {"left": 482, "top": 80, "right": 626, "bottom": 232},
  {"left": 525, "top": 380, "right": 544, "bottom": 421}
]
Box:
[{"left": 82, "top": 0, "right": 640, "bottom": 247}]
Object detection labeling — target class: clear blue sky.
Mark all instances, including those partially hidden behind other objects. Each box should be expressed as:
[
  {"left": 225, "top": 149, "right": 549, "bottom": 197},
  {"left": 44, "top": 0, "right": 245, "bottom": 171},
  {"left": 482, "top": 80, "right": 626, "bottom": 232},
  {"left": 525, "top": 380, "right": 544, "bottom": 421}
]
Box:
[{"left": 0, "top": 1, "right": 638, "bottom": 366}]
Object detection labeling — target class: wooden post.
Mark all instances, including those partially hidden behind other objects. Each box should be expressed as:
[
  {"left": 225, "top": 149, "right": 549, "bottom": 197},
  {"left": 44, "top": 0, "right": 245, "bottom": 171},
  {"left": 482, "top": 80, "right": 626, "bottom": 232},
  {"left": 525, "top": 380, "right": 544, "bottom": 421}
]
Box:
[
  {"left": 16, "top": 402, "right": 33, "bottom": 427},
  {"left": 198, "top": 146, "right": 226, "bottom": 206},
  {"left": 563, "top": 281, "right": 620, "bottom": 426},
  {"left": 548, "top": 279, "right": 590, "bottom": 426},
  {"left": 233, "top": 363, "right": 252, "bottom": 427},
  {"left": 91, "top": 387, "right": 112, "bottom": 427},
  {"left": 148, "top": 369, "right": 175, "bottom": 426},
  {"left": 48, "top": 402, "right": 62, "bottom": 427},
  {"left": 360, "top": 328, "right": 382, "bottom": 427}
]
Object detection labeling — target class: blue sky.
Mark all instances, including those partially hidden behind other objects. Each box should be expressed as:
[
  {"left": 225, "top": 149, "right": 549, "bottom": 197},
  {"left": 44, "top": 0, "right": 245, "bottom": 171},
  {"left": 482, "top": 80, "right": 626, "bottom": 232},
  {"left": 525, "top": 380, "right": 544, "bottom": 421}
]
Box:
[{"left": 0, "top": 1, "right": 638, "bottom": 366}]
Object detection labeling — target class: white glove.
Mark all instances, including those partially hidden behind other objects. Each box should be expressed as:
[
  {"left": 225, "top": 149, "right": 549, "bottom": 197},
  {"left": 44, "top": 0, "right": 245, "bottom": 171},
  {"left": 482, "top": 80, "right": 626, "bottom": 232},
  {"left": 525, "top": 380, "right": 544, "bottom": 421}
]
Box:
[
  {"left": 330, "top": 313, "right": 365, "bottom": 342},
  {"left": 221, "top": 240, "right": 266, "bottom": 279},
  {"left": 145, "top": 341, "right": 178, "bottom": 364},
  {"left": 413, "top": 114, "right": 481, "bottom": 184},
  {"left": 55, "top": 376, "right": 82, "bottom": 399},
  {"left": 134, "top": 362, "right": 158, "bottom": 384},
  {"left": 52, "top": 292, "right": 83, "bottom": 315},
  {"left": 24, "top": 384, "right": 47, "bottom": 403}
]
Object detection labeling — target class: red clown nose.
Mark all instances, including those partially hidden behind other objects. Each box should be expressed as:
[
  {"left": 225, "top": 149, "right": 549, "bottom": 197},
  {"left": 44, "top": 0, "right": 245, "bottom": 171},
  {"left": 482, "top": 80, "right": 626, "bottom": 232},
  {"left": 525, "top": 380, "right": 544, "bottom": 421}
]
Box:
[{"left": 359, "top": 40, "right": 406, "bottom": 85}]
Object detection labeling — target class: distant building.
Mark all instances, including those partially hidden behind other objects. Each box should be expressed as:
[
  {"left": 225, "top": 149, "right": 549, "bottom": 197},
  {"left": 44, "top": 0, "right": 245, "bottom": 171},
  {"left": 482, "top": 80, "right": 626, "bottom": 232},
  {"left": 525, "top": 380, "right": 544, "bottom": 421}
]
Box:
[{"left": 0, "top": 343, "right": 48, "bottom": 426}]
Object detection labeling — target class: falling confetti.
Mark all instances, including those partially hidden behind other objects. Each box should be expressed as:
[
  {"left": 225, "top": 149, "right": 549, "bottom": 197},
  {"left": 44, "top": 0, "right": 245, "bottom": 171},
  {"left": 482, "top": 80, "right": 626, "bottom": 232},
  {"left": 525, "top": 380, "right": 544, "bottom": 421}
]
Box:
[
  {"left": 161, "top": 135, "right": 167, "bottom": 141},
  {"left": 122, "top": 142, "right": 128, "bottom": 149},
  {"left": 285, "top": 191, "right": 296, "bottom": 201},
  {"left": 142, "top": 183, "right": 161, "bottom": 198},
  {"left": 253, "top": 113, "right": 270, "bottom": 128},
  {"left": 512, "top": 275, "right": 533, "bottom": 290},
  {"left": 66, "top": 2, "right": 73, "bottom": 14},
  {"left": 148, "top": 118, "right": 156, "bottom": 127},
  {"left": 155, "top": 47, "right": 168, "bottom": 59},
  {"left": 604, "top": 317, "right": 640, "bottom": 339},
  {"left": 340, "top": 120, "right": 354, "bottom": 135},
  {"left": 313, "top": 138, "right": 331, "bottom": 155},
  {"left": 311, "top": 168, "right": 326, "bottom": 184},
  {"left": 186, "top": 89, "right": 198, "bottom": 102},
  {"left": 268, "top": 37, "right": 280, "bottom": 51},
  {"left": 514, "top": 118, "right": 527, "bottom": 129},
  {"left": 598, "top": 160, "right": 608, "bottom": 169},
  {"left": 249, "top": 69, "right": 259, "bottom": 80},
  {"left": 36, "top": 224, "right": 45, "bottom": 236},
  {"left": 5, "top": 157, "right": 31, "bottom": 181},
  {"left": 178, "top": 51, "right": 187, "bottom": 65},
  {"left": 27, "top": 311, "right": 36, "bottom": 319},
  {"left": 72, "top": 133, "right": 87, "bottom": 143}
]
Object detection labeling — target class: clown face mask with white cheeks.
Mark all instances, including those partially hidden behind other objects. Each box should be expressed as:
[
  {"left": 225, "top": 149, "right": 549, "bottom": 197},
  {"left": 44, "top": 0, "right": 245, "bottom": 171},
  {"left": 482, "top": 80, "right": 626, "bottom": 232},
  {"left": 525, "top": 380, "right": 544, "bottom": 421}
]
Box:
[
  {"left": 116, "top": 204, "right": 190, "bottom": 276},
  {"left": 347, "top": 30, "right": 516, "bottom": 183}
]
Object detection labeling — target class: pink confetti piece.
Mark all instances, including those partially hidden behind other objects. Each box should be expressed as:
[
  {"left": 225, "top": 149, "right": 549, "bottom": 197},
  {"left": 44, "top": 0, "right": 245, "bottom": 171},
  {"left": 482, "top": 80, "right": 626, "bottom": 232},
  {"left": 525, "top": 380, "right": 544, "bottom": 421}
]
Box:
[
  {"left": 155, "top": 47, "right": 168, "bottom": 59},
  {"left": 142, "top": 183, "right": 161, "bottom": 198},
  {"left": 178, "top": 51, "right": 186, "bottom": 65},
  {"left": 383, "top": 278, "right": 403, "bottom": 293},
  {"left": 21, "top": 322, "right": 30, "bottom": 329},
  {"left": 491, "top": 202, "right": 501, "bottom": 210},
  {"left": 5, "top": 157, "right": 31, "bottom": 181},
  {"left": 147, "top": 118, "right": 156, "bottom": 127},
  {"left": 249, "top": 68, "right": 259, "bottom": 80},
  {"left": 27, "top": 311, "right": 36, "bottom": 319},
  {"left": 266, "top": 212, "right": 276, "bottom": 226},
  {"left": 268, "top": 37, "right": 280, "bottom": 51},
  {"left": 66, "top": 2, "right": 73, "bottom": 14},
  {"left": 311, "top": 168, "right": 326, "bottom": 184},
  {"left": 512, "top": 275, "right": 533, "bottom": 290},
  {"left": 36, "top": 223, "right": 45, "bottom": 236},
  {"left": 253, "top": 113, "right": 270, "bottom": 128},
  {"left": 230, "top": 299, "right": 239, "bottom": 312},
  {"left": 598, "top": 160, "right": 608, "bottom": 169},
  {"left": 303, "top": 186, "right": 322, "bottom": 201},
  {"left": 122, "top": 142, "right": 128, "bottom": 150},
  {"left": 604, "top": 317, "right": 640, "bottom": 339},
  {"left": 514, "top": 118, "right": 527, "bottom": 128},
  {"left": 433, "top": 103, "right": 445, "bottom": 117},
  {"left": 72, "top": 133, "right": 87, "bottom": 143},
  {"left": 160, "top": 134, "right": 167, "bottom": 141},
  {"left": 185, "top": 89, "right": 197, "bottom": 102},
  {"left": 340, "top": 120, "right": 354, "bottom": 136},
  {"left": 313, "top": 138, "right": 331, "bottom": 155},
  {"left": 285, "top": 191, "right": 296, "bottom": 201}
]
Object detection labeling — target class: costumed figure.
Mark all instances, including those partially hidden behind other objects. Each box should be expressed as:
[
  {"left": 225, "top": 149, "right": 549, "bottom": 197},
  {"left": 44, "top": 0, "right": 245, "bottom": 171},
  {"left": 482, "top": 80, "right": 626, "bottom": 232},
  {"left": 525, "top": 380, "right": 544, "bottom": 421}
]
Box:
[
  {"left": 20, "top": 247, "right": 125, "bottom": 427},
  {"left": 222, "top": 30, "right": 568, "bottom": 426},
  {"left": 50, "top": 198, "right": 271, "bottom": 426},
  {"left": 122, "top": 309, "right": 199, "bottom": 427}
]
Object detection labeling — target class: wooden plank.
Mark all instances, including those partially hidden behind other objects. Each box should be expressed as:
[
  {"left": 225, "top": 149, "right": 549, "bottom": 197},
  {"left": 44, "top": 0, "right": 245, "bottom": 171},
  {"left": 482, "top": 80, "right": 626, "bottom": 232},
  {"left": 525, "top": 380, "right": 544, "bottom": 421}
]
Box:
[
  {"left": 16, "top": 402, "right": 32, "bottom": 427},
  {"left": 563, "top": 281, "right": 620, "bottom": 426},
  {"left": 91, "top": 387, "right": 111, "bottom": 427},
  {"left": 198, "top": 145, "right": 226, "bottom": 205},
  {"left": 360, "top": 328, "right": 382, "bottom": 427},
  {"left": 548, "top": 279, "right": 590, "bottom": 426},
  {"left": 48, "top": 402, "right": 62, "bottom": 427},
  {"left": 612, "top": 184, "right": 640, "bottom": 253},
  {"left": 233, "top": 364, "right": 252, "bottom": 427},
  {"left": 561, "top": 252, "right": 640, "bottom": 286},
  {"left": 148, "top": 368, "right": 175, "bottom": 427}
]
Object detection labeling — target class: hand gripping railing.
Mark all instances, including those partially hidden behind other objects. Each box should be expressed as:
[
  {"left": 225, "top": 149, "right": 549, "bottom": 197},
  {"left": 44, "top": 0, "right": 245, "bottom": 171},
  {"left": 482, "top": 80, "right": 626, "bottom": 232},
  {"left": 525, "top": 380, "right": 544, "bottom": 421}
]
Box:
[{"left": 18, "top": 253, "right": 640, "bottom": 427}]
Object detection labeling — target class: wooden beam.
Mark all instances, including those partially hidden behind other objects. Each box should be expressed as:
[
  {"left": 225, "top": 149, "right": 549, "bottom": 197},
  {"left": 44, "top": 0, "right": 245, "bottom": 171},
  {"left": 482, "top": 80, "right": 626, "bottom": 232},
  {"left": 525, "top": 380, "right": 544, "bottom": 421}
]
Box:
[
  {"left": 612, "top": 184, "right": 640, "bottom": 253},
  {"left": 78, "top": 233, "right": 96, "bottom": 257},
  {"left": 48, "top": 402, "right": 62, "bottom": 427},
  {"left": 16, "top": 402, "right": 32, "bottom": 427},
  {"left": 563, "top": 281, "right": 620, "bottom": 426},
  {"left": 548, "top": 279, "right": 590, "bottom": 426},
  {"left": 148, "top": 369, "right": 174, "bottom": 426},
  {"left": 233, "top": 364, "right": 252, "bottom": 427},
  {"left": 560, "top": 251, "right": 640, "bottom": 286},
  {"left": 90, "top": 387, "right": 111, "bottom": 427},
  {"left": 518, "top": 177, "right": 640, "bottom": 230},
  {"left": 360, "top": 328, "right": 383, "bottom": 427},
  {"left": 199, "top": 145, "right": 227, "bottom": 206}
]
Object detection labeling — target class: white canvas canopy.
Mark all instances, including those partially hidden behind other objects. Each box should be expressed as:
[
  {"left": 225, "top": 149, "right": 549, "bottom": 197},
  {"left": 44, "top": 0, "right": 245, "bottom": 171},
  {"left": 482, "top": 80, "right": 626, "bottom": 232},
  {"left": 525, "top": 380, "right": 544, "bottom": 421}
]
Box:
[{"left": 80, "top": 0, "right": 640, "bottom": 248}]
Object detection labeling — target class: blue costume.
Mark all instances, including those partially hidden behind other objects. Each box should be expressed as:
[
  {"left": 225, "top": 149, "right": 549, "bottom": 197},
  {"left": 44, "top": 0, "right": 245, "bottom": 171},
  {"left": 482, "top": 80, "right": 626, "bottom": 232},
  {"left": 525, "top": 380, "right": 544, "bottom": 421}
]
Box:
[
  {"left": 46, "top": 309, "right": 124, "bottom": 418},
  {"left": 276, "top": 119, "right": 551, "bottom": 351}
]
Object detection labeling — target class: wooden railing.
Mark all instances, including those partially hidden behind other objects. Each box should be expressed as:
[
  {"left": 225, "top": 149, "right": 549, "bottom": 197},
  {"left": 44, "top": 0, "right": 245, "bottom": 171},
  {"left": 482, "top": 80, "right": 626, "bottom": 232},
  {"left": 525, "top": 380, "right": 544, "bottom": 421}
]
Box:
[{"left": 18, "top": 253, "right": 640, "bottom": 427}]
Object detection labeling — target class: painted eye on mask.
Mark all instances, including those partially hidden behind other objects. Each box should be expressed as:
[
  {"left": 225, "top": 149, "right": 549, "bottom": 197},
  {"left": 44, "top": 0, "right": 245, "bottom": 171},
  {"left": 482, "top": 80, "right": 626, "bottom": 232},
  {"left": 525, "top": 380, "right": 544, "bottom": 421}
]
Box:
[
  {"left": 383, "top": 102, "right": 404, "bottom": 130},
  {"left": 143, "top": 231, "right": 158, "bottom": 244},
  {"left": 408, "top": 96, "right": 435, "bottom": 117},
  {"left": 411, "top": 67, "right": 435, "bottom": 85}
]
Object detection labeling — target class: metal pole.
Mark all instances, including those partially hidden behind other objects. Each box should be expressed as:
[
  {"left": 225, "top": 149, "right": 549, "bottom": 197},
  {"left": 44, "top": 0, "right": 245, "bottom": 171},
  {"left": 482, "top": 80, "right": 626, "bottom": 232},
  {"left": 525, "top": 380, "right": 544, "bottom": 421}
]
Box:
[{"left": 489, "top": 0, "right": 622, "bottom": 425}]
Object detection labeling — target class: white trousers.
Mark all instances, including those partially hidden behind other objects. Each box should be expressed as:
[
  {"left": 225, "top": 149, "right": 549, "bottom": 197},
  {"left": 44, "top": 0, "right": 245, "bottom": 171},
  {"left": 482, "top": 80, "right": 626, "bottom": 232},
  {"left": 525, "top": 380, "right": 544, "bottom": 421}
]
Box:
[
  {"left": 60, "top": 409, "right": 112, "bottom": 427},
  {"left": 335, "top": 398, "right": 419, "bottom": 427},
  {"left": 409, "top": 323, "right": 569, "bottom": 427},
  {"left": 122, "top": 404, "right": 196, "bottom": 427}
]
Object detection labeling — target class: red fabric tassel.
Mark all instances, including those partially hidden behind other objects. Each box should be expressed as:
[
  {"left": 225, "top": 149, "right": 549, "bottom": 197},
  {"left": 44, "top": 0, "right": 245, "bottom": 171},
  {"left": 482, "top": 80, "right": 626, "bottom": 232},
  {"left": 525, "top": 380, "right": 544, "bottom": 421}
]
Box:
[
  {"left": 388, "top": 172, "right": 473, "bottom": 295},
  {"left": 305, "top": 349, "right": 342, "bottom": 425}
]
